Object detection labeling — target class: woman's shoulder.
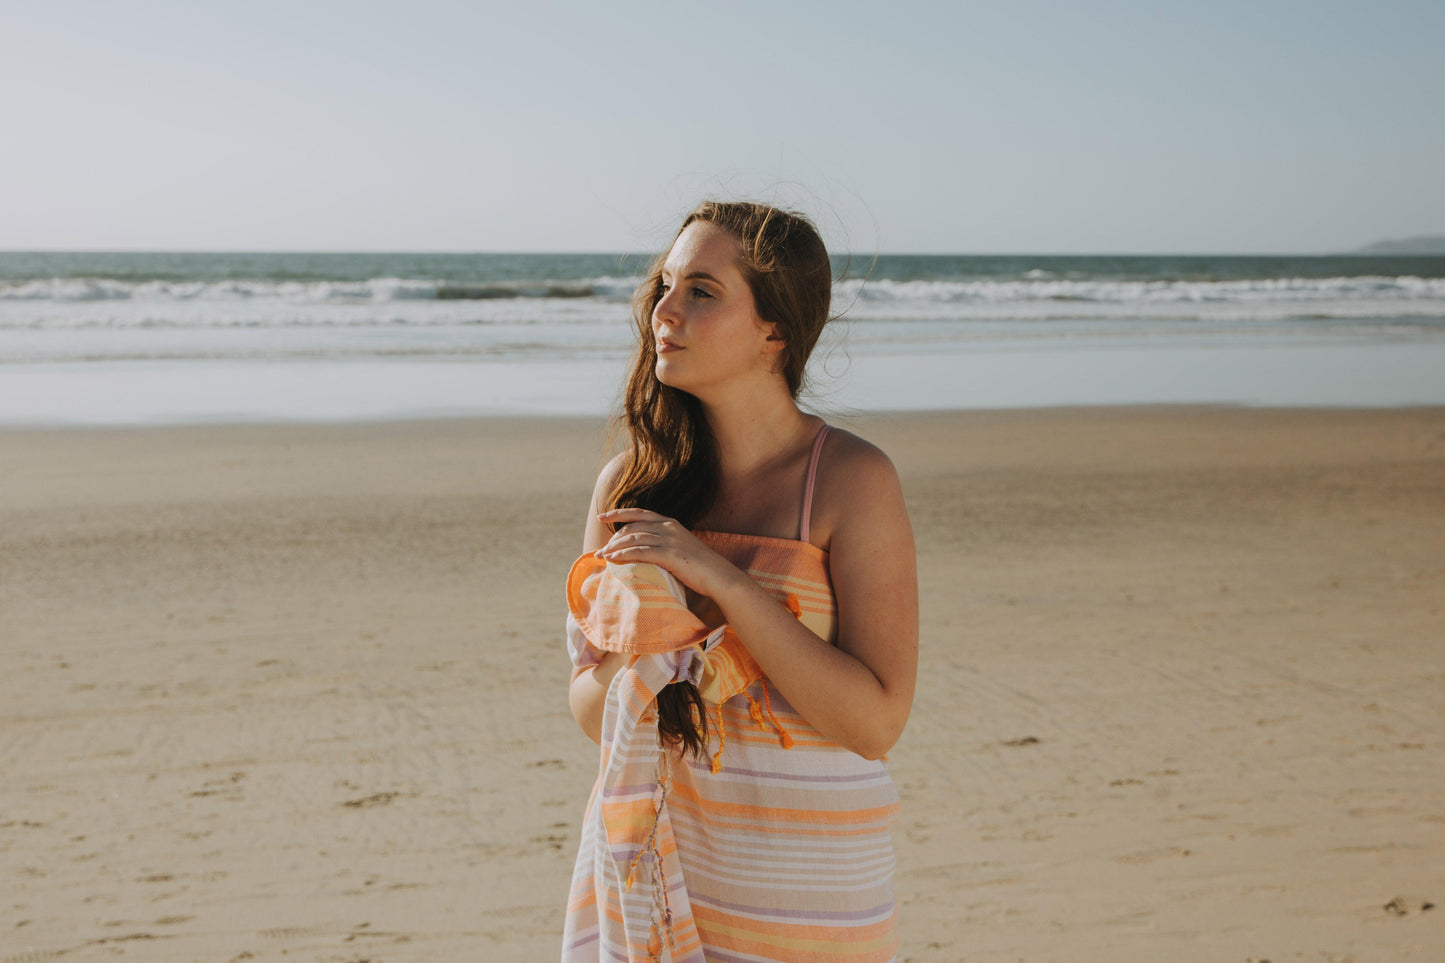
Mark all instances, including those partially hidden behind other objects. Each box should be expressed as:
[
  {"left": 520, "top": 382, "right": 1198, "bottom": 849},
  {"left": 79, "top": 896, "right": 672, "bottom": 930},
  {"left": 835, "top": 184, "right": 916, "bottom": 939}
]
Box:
[
  {"left": 820, "top": 426, "right": 900, "bottom": 491},
  {"left": 589, "top": 449, "right": 636, "bottom": 504},
  {"left": 595, "top": 450, "right": 628, "bottom": 489},
  {"left": 811, "top": 426, "right": 908, "bottom": 549},
  {"left": 582, "top": 451, "right": 631, "bottom": 553}
]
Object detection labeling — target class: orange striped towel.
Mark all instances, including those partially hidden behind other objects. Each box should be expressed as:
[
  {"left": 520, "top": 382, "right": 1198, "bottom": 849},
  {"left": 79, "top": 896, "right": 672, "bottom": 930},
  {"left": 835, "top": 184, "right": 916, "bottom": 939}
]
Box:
[
  {"left": 566, "top": 555, "right": 725, "bottom": 656},
  {"left": 564, "top": 554, "right": 802, "bottom": 962},
  {"left": 566, "top": 554, "right": 804, "bottom": 708}
]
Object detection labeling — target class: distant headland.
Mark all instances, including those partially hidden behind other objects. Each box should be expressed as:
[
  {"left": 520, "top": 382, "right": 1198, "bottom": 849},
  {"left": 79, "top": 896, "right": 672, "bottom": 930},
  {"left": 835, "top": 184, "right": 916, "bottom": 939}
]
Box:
[{"left": 1351, "top": 235, "right": 1445, "bottom": 255}]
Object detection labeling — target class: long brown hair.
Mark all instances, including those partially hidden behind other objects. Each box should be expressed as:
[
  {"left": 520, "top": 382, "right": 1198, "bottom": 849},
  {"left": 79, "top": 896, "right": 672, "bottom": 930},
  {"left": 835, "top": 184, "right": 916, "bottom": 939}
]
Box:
[{"left": 606, "top": 200, "right": 834, "bottom": 757}]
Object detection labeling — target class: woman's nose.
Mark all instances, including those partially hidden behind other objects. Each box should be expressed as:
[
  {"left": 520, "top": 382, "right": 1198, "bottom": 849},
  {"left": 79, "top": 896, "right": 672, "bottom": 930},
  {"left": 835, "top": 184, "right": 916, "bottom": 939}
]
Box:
[{"left": 654, "top": 288, "right": 680, "bottom": 326}]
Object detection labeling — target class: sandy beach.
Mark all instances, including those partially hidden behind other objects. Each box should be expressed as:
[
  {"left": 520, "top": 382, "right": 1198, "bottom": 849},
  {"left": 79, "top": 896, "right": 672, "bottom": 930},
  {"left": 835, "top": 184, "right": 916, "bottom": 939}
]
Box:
[{"left": 2, "top": 406, "right": 1442, "bottom": 962}]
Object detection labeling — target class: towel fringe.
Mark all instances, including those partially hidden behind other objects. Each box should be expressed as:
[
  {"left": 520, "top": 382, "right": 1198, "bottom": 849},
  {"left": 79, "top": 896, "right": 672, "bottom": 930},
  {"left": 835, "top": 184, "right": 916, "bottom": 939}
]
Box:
[
  {"left": 706, "top": 592, "right": 805, "bottom": 772},
  {"left": 625, "top": 736, "right": 678, "bottom": 962},
  {"left": 761, "top": 678, "right": 795, "bottom": 749},
  {"left": 710, "top": 700, "right": 726, "bottom": 774},
  {"left": 746, "top": 692, "right": 766, "bottom": 729}
]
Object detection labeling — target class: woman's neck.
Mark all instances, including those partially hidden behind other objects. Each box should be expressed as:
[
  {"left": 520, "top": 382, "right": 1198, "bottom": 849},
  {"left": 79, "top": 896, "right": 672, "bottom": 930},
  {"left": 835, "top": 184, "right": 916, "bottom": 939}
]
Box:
[{"left": 700, "top": 381, "right": 818, "bottom": 478}]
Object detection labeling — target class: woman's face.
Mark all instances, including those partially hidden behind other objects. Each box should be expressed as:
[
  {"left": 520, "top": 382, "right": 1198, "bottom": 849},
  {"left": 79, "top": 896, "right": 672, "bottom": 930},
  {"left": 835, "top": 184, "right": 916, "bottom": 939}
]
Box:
[{"left": 651, "top": 221, "right": 783, "bottom": 399}]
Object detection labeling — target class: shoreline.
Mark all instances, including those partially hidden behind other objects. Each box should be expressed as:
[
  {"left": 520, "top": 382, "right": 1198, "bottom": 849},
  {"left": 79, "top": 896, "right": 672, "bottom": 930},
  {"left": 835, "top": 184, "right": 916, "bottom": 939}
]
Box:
[
  {"left": 3, "top": 405, "right": 1442, "bottom": 960},
  {"left": 1, "top": 402, "right": 1443, "bottom": 457},
  {"left": 5, "top": 336, "right": 1445, "bottom": 427}
]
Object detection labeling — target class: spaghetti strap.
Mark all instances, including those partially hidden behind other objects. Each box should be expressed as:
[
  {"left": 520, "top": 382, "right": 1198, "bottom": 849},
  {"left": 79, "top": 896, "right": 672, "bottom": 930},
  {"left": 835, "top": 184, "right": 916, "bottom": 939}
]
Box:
[{"left": 799, "top": 423, "right": 831, "bottom": 545}]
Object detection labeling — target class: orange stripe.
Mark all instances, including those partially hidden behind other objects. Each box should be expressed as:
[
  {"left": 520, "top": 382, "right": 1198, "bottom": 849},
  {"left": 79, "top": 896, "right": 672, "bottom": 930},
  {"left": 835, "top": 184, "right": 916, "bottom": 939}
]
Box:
[
  {"left": 693, "top": 907, "right": 896, "bottom": 962},
  {"left": 669, "top": 783, "right": 900, "bottom": 829}
]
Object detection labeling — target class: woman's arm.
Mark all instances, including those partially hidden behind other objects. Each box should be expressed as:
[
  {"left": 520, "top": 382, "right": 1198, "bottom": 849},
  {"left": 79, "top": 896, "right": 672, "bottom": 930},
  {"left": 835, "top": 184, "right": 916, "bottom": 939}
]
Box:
[
  {"left": 567, "top": 455, "right": 627, "bottom": 745},
  {"left": 596, "top": 436, "right": 918, "bottom": 760}
]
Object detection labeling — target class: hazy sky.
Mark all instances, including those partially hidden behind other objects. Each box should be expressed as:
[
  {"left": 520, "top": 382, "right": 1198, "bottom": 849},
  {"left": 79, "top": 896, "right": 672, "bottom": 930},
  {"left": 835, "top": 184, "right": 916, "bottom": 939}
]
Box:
[{"left": 1, "top": 0, "right": 1441, "bottom": 253}]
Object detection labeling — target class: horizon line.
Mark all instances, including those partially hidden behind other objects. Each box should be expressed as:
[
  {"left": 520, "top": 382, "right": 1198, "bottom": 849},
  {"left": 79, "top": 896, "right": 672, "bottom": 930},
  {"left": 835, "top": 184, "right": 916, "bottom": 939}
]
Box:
[{"left": 2, "top": 247, "right": 1437, "bottom": 258}]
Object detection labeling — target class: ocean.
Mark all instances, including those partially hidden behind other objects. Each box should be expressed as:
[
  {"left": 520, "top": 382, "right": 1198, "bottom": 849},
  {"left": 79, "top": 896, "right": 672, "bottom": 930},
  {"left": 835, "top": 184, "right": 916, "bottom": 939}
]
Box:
[{"left": 3, "top": 252, "right": 1444, "bottom": 425}]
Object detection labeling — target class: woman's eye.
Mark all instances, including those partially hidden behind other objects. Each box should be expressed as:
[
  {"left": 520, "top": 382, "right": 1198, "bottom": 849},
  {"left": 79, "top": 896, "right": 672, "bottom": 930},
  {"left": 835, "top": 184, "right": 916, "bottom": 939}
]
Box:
[{"left": 691, "top": 287, "right": 711, "bottom": 299}]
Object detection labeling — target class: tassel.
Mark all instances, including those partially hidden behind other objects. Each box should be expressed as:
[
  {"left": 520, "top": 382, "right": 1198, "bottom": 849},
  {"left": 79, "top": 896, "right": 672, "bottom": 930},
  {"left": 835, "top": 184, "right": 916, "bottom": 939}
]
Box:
[
  {"left": 761, "top": 679, "right": 794, "bottom": 749},
  {"left": 710, "top": 700, "right": 726, "bottom": 773},
  {"left": 626, "top": 742, "right": 672, "bottom": 892},
  {"left": 625, "top": 830, "right": 646, "bottom": 891},
  {"left": 650, "top": 746, "right": 675, "bottom": 959},
  {"left": 747, "top": 693, "right": 766, "bottom": 729},
  {"left": 624, "top": 800, "right": 656, "bottom": 891}
]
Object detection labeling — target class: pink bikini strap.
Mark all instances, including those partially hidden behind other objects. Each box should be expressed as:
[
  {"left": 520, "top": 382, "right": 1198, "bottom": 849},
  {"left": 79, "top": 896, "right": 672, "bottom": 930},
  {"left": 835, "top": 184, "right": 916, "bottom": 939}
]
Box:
[{"left": 799, "top": 424, "right": 831, "bottom": 545}]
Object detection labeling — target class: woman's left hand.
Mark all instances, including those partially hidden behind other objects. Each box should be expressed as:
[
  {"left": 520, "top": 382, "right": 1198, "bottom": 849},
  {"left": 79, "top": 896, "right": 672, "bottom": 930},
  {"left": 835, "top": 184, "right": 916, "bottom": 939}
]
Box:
[{"left": 595, "top": 508, "right": 740, "bottom": 600}]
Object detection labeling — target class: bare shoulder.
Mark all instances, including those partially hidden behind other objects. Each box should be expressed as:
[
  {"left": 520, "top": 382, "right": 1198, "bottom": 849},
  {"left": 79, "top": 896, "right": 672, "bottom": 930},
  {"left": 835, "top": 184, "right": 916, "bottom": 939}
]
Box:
[
  {"left": 583, "top": 451, "right": 630, "bottom": 553},
  {"left": 593, "top": 450, "right": 629, "bottom": 503},
  {"left": 811, "top": 427, "right": 909, "bottom": 550},
  {"left": 821, "top": 428, "right": 901, "bottom": 495}
]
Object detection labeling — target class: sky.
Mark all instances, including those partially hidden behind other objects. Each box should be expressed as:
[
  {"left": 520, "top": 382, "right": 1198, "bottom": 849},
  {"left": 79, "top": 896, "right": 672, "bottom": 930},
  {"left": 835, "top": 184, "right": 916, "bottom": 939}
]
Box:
[{"left": 1, "top": 0, "right": 1441, "bottom": 254}]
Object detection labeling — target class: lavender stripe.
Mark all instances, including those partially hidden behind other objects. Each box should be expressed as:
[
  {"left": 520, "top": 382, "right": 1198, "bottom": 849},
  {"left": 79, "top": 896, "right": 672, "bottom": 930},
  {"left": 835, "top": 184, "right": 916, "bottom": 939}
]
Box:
[
  {"left": 689, "top": 891, "right": 895, "bottom": 923},
  {"left": 600, "top": 782, "right": 661, "bottom": 797},
  {"left": 563, "top": 931, "right": 600, "bottom": 952},
  {"left": 687, "top": 761, "right": 889, "bottom": 784}
]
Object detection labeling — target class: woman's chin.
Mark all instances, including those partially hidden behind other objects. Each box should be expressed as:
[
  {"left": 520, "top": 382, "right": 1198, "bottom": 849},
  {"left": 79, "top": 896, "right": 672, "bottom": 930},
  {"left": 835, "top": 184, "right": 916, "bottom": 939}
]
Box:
[{"left": 654, "top": 360, "right": 688, "bottom": 391}]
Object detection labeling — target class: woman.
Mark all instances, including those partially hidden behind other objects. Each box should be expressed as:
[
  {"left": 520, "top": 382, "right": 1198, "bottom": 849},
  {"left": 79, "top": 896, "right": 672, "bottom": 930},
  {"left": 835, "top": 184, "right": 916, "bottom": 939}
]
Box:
[{"left": 563, "top": 201, "right": 918, "bottom": 962}]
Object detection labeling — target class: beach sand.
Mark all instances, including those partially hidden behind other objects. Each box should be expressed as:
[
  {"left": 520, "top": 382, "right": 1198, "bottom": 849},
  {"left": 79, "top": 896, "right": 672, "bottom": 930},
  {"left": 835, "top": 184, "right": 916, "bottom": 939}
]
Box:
[{"left": 2, "top": 407, "right": 1442, "bottom": 961}]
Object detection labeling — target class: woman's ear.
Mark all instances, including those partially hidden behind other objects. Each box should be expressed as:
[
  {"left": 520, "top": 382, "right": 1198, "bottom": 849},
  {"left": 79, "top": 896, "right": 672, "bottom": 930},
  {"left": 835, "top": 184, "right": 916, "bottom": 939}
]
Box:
[{"left": 762, "top": 323, "right": 787, "bottom": 354}]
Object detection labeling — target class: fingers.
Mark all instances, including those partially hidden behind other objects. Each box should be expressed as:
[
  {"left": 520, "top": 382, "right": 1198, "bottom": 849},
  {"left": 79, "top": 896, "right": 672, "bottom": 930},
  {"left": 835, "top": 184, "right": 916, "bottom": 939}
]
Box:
[
  {"left": 602, "top": 522, "right": 663, "bottom": 543},
  {"left": 600, "top": 512, "right": 673, "bottom": 542},
  {"left": 594, "top": 545, "right": 661, "bottom": 564},
  {"left": 594, "top": 530, "right": 664, "bottom": 558},
  {"left": 598, "top": 508, "right": 666, "bottom": 523}
]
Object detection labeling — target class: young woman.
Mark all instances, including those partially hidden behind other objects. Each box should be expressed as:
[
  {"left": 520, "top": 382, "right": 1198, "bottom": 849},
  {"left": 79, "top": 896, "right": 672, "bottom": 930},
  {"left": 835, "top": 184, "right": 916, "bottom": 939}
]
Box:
[{"left": 563, "top": 201, "right": 918, "bottom": 962}]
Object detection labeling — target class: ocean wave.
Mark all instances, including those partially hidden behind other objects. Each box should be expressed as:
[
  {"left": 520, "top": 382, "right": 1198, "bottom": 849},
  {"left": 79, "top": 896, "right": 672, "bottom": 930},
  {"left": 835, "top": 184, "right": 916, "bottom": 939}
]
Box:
[
  {"left": 4, "top": 272, "right": 1445, "bottom": 334},
  {"left": 0, "top": 275, "right": 644, "bottom": 304},
  {"left": 8, "top": 274, "right": 1445, "bottom": 308},
  {"left": 837, "top": 275, "right": 1445, "bottom": 304},
  {"left": 4, "top": 301, "right": 1445, "bottom": 332}
]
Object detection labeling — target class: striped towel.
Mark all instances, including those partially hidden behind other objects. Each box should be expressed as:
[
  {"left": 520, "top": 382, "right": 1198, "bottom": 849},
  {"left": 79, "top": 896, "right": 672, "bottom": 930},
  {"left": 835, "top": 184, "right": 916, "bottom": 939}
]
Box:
[{"left": 563, "top": 534, "right": 900, "bottom": 962}]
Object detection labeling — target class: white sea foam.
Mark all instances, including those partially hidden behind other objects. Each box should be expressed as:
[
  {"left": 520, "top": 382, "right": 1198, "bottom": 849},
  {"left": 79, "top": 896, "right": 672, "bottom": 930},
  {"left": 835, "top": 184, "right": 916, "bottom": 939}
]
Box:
[
  {"left": 3, "top": 261, "right": 1445, "bottom": 402},
  {"left": 3, "top": 275, "right": 1445, "bottom": 334},
  {"left": 6, "top": 251, "right": 1441, "bottom": 423},
  {"left": 0, "top": 275, "right": 643, "bottom": 305},
  {"left": 6, "top": 274, "right": 1442, "bottom": 306},
  {"left": 837, "top": 274, "right": 1445, "bottom": 304}
]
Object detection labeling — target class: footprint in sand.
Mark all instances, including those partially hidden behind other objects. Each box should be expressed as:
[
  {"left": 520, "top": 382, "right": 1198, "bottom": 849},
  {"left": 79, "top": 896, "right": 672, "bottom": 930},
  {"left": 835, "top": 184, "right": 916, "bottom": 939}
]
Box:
[
  {"left": 529, "top": 830, "right": 570, "bottom": 851},
  {"left": 258, "top": 925, "right": 327, "bottom": 940},
  {"left": 1115, "top": 845, "right": 1191, "bottom": 864},
  {"left": 1383, "top": 895, "right": 1435, "bottom": 916}
]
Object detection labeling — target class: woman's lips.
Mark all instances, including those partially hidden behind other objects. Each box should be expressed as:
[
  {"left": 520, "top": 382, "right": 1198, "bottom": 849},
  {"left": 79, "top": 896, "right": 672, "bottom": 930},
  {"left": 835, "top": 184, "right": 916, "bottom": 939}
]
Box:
[{"left": 656, "top": 338, "right": 683, "bottom": 353}]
